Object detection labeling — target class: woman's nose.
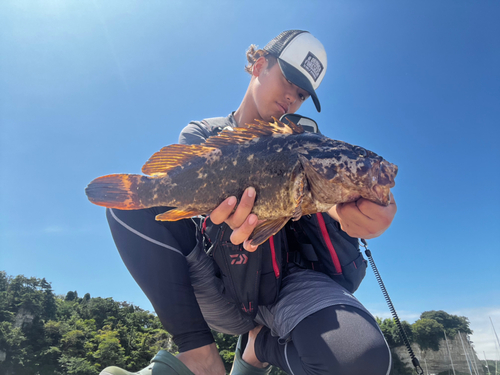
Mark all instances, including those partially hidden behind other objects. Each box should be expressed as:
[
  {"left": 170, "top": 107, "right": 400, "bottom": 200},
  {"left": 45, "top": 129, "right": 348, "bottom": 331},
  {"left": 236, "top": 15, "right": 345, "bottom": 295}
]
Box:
[{"left": 285, "top": 91, "right": 297, "bottom": 105}]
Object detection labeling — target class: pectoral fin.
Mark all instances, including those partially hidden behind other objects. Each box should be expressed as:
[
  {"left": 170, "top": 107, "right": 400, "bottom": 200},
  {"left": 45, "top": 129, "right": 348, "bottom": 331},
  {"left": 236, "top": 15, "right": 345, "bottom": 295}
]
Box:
[
  {"left": 292, "top": 166, "right": 306, "bottom": 221},
  {"left": 299, "top": 155, "right": 335, "bottom": 203},
  {"left": 249, "top": 217, "right": 291, "bottom": 246}
]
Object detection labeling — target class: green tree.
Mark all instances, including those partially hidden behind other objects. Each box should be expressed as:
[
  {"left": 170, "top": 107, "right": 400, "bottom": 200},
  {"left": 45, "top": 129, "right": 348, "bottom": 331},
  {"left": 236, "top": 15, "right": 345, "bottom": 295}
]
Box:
[
  {"left": 0, "top": 272, "right": 13, "bottom": 322},
  {"left": 65, "top": 291, "right": 79, "bottom": 302},
  {"left": 391, "top": 351, "right": 414, "bottom": 375},
  {"left": 377, "top": 318, "right": 413, "bottom": 348},
  {"left": 58, "top": 355, "right": 97, "bottom": 375},
  {"left": 78, "top": 297, "right": 120, "bottom": 329},
  {"left": 2, "top": 273, "right": 481, "bottom": 375},
  {"left": 0, "top": 321, "right": 28, "bottom": 374},
  {"left": 213, "top": 331, "right": 238, "bottom": 373},
  {"left": 90, "top": 326, "right": 126, "bottom": 370},
  {"left": 412, "top": 318, "right": 444, "bottom": 351},
  {"left": 121, "top": 329, "right": 175, "bottom": 371},
  {"left": 420, "top": 310, "right": 472, "bottom": 337},
  {"left": 0, "top": 274, "right": 59, "bottom": 374}
]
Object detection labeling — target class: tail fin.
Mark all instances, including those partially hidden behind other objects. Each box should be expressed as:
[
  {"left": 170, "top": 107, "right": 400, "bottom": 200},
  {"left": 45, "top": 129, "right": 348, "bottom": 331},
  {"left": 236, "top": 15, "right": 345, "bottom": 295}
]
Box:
[{"left": 85, "top": 174, "right": 149, "bottom": 210}]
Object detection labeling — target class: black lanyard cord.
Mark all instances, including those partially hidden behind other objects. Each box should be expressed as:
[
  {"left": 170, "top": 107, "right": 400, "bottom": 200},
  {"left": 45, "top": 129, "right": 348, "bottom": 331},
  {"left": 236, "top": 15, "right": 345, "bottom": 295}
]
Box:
[{"left": 361, "top": 239, "right": 424, "bottom": 375}]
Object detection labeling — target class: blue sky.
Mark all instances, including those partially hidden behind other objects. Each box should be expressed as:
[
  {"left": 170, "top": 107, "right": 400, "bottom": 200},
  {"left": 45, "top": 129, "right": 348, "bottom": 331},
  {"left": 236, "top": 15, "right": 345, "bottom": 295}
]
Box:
[{"left": 1, "top": 0, "right": 499, "bottom": 359}]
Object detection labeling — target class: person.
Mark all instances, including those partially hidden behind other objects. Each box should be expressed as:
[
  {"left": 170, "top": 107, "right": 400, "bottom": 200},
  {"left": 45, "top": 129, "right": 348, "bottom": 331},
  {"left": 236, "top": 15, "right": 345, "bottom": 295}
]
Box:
[{"left": 101, "top": 30, "right": 397, "bottom": 375}]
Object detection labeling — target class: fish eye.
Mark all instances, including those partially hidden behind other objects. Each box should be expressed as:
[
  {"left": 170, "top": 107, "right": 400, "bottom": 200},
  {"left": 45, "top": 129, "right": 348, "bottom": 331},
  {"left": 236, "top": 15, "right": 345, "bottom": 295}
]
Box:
[{"left": 355, "top": 146, "right": 367, "bottom": 157}]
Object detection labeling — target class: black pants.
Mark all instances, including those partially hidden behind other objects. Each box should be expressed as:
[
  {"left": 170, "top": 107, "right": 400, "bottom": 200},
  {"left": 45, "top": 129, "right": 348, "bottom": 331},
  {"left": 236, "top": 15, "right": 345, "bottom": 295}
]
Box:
[
  {"left": 256, "top": 305, "right": 391, "bottom": 375},
  {"left": 106, "top": 207, "right": 213, "bottom": 352},
  {"left": 106, "top": 207, "right": 391, "bottom": 374}
]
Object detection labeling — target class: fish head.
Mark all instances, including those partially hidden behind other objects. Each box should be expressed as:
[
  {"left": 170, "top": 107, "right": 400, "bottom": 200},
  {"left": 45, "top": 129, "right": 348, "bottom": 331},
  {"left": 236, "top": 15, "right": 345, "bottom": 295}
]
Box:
[{"left": 299, "top": 134, "right": 398, "bottom": 206}]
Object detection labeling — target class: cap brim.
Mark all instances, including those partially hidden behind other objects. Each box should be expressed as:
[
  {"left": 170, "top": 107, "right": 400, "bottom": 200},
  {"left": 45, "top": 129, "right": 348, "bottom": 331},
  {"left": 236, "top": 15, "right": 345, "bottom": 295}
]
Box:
[{"left": 278, "top": 58, "right": 321, "bottom": 112}]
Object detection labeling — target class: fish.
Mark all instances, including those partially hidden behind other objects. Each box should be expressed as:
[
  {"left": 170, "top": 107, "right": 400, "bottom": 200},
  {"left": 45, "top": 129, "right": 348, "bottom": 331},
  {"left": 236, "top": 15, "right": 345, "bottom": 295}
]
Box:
[{"left": 85, "top": 119, "right": 398, "bottom": 245}]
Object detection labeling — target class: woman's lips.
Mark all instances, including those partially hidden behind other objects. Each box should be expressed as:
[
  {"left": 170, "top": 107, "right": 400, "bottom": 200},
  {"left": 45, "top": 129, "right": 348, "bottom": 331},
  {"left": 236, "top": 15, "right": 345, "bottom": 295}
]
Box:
[{"left": 277, "top": 102, "right": 288, "bottom": 114}]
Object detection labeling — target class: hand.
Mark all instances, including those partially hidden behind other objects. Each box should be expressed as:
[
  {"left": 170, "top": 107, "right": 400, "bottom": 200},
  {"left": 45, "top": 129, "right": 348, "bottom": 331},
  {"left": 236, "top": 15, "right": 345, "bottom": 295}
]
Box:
[
  {"left": 328, "top": 192, "right": 397, "bottom": 239},
  {"left": 209, "top": 187, "right": 261, "bottom": 252}
]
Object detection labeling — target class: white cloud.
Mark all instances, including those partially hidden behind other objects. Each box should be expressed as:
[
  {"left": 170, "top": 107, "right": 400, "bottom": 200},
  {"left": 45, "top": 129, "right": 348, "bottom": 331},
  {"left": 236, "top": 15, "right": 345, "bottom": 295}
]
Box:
[{"left": 452, "top": 307, "right": 500, "bottom": 361}]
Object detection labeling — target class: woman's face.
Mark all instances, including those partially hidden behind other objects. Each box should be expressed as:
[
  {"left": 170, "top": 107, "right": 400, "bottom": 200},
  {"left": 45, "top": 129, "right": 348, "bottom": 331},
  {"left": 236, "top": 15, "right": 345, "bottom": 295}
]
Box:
[{"left": 251, "top": 59, "right": 311, "bottom": 122}]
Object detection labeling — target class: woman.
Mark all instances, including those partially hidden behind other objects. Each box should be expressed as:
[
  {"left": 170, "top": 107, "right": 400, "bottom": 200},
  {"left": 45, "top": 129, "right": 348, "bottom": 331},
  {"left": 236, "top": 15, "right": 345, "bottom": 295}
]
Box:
[{"left": 102, "top": 30, "right": 396, "bottom": 375}]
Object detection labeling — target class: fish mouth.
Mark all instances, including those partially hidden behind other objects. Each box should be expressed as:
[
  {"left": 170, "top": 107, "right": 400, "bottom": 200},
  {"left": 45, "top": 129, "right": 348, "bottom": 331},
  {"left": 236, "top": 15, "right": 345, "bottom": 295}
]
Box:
[
  {"left": 379, "top": 160, "right": 398, "bottom": 187},
  {"left": 373, "top": 185, "right": 392, "bottom": 206},
  {"left": 372, "top": 160, "right": 398, "bottom": 205}
]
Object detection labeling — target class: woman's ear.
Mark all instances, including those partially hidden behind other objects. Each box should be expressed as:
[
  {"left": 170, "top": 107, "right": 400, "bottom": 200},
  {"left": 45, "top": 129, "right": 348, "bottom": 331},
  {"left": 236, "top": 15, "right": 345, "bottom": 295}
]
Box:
[{"left": 252, "top": 56, "right": 268, "bottom": 77}]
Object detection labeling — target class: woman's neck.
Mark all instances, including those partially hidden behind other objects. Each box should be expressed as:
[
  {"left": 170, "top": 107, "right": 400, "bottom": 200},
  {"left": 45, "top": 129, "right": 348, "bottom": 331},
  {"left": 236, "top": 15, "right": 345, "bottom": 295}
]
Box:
[{"left": 233, "top": 84, "right": 261, "bottom": 127}]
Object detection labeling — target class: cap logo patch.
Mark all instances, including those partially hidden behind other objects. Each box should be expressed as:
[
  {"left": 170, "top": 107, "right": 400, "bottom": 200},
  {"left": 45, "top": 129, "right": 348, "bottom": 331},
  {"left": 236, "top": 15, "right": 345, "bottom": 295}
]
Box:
[{"left": 301, "top": 52, "right": 323, "bottom": 82}]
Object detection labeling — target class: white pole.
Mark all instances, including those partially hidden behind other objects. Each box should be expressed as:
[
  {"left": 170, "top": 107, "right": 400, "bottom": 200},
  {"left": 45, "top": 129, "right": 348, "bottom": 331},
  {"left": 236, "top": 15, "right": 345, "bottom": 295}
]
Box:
[
  {"left": 444, "top": 330, "right": 457, "bottom": 375},
  {"left": 459, "top": 331, "right": 474, "bottom": 375},
  {"left": 496, "top": 340, "right": 499, "bottom": 375},
  {"left": 491, "top": 317, "right": 500, "bottom": 352},
  {"left": 484, "top": 351, "right": 491, "bottom": 375},
  {"left": 466, "top": 335, "right": 480, "bottom": 375},
  {"left": 418, "top": 347, "right": 429, "bottom": 375}
]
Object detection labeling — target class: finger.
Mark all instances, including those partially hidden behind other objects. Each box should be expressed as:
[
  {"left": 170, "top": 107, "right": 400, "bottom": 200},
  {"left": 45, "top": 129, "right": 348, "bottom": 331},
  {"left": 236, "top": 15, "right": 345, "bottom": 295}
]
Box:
[
  {"left": 209, "top": 196, "right": 237, "bottom": 225},
  {"left": 335, "top": 202, "right": 361, "bottom": 233},
  {"left": 338, "top": 220, "right": 366, "bottom": 239},
  {"left": 230, "top": 213, "right": 259, "bottom": 245},
  {"left": 356, "top": 196, "right": 397, "bottom": 227},
  {"left": 337, "top": 198, "right": 396, "bottom": 239},
  {"left": 336, "top": 201, "right": 367, "bottom": 224},
  {"left": 225, "top": 187, "right": 256, "bottom": 229},
  {"left": 241, "top": 218, "right": 266, "bottom": 251},
  {"left": 336, "top": 207, "right": 376, "bottom": 238}
]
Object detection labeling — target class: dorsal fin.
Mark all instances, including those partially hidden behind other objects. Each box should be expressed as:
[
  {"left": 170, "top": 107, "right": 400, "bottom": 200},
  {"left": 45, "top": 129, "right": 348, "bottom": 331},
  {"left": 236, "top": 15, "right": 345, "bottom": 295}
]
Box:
[
  {"left": 142, "top": 119, "right": 302, "bottom": 176},
  {"left": 203, "top": 118, "right": 304, "bottom": 149},
  {"left": 142, "top": 144, "right": 218, "bottom": 176}
]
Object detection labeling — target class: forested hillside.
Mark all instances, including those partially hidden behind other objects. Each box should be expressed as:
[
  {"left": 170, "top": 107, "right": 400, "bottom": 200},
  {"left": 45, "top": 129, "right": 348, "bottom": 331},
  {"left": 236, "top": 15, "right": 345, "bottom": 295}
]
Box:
[
  {"left": 0, "top": 272, "right": 493, "bottom": 375},
  {"left": 0, "top": 272, "right": 244, "bottom": 374}
]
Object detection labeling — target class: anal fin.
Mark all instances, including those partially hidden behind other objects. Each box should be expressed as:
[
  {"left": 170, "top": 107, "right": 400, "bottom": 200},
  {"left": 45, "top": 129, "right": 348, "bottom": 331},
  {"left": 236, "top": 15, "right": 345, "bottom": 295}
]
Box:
[
  {"left": 156, "top": 208, "right": 202, "bottom": 221},
  {"left": 249, "top": 217, "right": 291, "bottom": 246}
]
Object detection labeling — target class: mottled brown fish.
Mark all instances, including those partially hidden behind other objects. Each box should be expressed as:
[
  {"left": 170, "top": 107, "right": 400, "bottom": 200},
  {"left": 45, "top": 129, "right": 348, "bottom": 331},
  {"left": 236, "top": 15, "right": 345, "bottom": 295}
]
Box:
[{"left": 85, "top": 119, "right": 397, "bottom": 245}]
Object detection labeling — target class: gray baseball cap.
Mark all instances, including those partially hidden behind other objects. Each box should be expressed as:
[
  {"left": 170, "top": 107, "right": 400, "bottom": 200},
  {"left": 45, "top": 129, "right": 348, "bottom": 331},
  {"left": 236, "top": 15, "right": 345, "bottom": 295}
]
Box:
[{"left": 264, "top": 30, "right": 327, "bottom": 112}]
